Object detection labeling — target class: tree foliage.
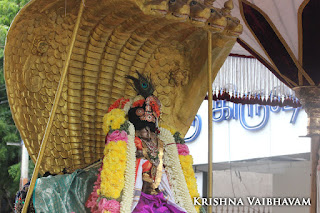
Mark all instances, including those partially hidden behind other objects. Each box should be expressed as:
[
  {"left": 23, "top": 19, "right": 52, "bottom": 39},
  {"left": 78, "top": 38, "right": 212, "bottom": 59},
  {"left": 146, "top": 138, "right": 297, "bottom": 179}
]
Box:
[{"left": 0, "top": 0, "right": 30, "bottom": 212}]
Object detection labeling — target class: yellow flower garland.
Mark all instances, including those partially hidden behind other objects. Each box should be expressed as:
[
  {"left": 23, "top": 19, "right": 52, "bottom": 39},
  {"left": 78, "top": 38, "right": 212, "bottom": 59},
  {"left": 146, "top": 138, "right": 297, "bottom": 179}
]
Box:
[
  {"left": 99, "top": 140, "right": 127, "bottom": 199},
  {"left": 179, "top": 155, "right": 201, "bottom": 213},
  {"left": 102, "top": 109, "right": 126, "bottom": 134}
]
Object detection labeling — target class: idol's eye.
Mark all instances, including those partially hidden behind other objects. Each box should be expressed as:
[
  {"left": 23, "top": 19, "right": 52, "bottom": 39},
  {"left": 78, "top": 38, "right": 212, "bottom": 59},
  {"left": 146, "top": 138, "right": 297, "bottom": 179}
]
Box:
[
  {"left": 210, "top": 8, "right": 215, "bottom": 13},
  {"left": 169, "top": 0, "right": 176, "bottom": 3},
  {"left": 190, "top": 1, "right": 197, "bottom": 6}
]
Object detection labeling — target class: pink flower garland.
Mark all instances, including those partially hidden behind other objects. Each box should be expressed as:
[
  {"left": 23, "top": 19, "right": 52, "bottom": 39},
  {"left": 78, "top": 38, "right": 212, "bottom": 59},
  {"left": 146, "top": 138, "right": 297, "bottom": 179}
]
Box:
[
  {"left": 86, "top": 161, "right": 122, "bottom": 213},
  {"left": 177, "top": 144, "right": 190, "bottom": 156},
  {"left": 87, "top": 130, "right": 128, "bottom": 213},
  {"left": 86, "top": 169, "right": 102, "bottom": 213},
  {"left": 98, "top": 199, "right": 120, "bottom": 213},
  {"left": 106, "top": 130, "right": 128, "bottom": 145}
]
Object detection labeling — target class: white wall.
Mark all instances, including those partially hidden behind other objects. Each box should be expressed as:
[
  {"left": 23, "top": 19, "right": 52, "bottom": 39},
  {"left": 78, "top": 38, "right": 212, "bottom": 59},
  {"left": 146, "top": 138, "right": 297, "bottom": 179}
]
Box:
[{"left": 186, "top": 101, "right": 310, "bottom": 165}]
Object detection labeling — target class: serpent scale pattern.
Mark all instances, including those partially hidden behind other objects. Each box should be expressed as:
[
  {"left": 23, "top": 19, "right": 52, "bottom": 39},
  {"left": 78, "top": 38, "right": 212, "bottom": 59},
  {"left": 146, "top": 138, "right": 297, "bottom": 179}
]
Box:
[{"left": 4, "top": 0, "right": 241, "bottom": 174}]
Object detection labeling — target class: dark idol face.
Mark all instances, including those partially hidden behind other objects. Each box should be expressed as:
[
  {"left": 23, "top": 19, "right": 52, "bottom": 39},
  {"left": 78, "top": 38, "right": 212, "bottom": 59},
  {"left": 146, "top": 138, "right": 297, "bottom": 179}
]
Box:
[
  {"left": 135, "top": 126, "right": 158, "bottom": 142},
  {"left": 128, "top": 105, "right": 156, "bottom": 132}
]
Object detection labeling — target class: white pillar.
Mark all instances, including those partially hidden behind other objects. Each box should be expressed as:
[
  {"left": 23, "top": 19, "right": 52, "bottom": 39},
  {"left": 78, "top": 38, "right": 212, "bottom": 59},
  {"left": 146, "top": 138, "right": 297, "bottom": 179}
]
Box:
[{"left": 20, "top": 141, "right": 29, "bottom": 189}]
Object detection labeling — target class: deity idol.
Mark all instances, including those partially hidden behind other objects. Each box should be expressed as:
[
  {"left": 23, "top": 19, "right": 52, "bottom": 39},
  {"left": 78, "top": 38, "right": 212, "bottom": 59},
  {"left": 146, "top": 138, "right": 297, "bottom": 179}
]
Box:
[
  {"left": 14, "top": 72, "right": 203, "bottom": 213},
  {"left": 85, "top": 72, "right": 203, "bottom": 213}
]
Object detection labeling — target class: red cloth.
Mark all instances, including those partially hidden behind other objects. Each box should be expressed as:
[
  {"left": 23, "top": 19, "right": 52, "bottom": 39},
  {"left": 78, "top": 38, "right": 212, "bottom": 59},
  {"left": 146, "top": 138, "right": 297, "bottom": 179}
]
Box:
[
  {"left": 135, "top": 137, "right": 143, "bottom": 150},
  {"left": 142, "top": 161, "right": 152, "bottom": 173}
]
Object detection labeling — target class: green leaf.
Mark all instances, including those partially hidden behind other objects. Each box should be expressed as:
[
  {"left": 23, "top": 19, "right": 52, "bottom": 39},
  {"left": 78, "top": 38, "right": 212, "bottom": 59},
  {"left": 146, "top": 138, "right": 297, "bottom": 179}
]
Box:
[
  {"left": 8, "top": 162, "right": 20, "bottom": 183},
  {"left": 0, "top": 24, "right": 8, "bottom": 58}
]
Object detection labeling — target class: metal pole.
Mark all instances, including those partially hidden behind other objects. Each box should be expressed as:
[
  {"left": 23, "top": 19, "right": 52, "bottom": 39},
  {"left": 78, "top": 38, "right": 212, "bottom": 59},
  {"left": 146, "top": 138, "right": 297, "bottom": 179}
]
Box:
[
  {"left": 21, "top": 1, "right": 85, "bottom": 212},
  {"left": 207, "top": 31, "right": 213, "bottom": 213},
  {"left": 20, "top": 141, "right": 29, "bottom": 190}
]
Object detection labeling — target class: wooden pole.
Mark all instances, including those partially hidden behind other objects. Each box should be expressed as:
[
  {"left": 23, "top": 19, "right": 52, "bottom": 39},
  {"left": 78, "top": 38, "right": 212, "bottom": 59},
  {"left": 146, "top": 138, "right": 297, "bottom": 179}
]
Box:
[
  {"left": 207, "top": 31, "right": 213, "bottom": 213},
  {"left": 21, "top": 1, "right": 85, "bottom": 212}
]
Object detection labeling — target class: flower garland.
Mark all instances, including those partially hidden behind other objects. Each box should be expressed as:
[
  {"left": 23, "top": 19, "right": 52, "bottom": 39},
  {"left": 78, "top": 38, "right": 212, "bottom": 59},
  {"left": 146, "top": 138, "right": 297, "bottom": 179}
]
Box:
[
  {"left": 130, "top": 95, "right": 160, "bottom": 117},
  {"left": 161, "top": 126, "right": 203, "bottom": 213},
  {"left": 175, "top": 135, "right": 202, "bottom": 213},
  {"left": 120, "top": 122, "right": 136, "bottom": 213},
  {"left": 132, "top": 99, "right": 145, "bottom": 108},
  {"left": 107, "top": 98, "right": 130, "bottom": 112},
  {"left": 159, "top": 127, "right": 197, "bottom": 213},
  {"left": 179, "top": 154, "right": 201, "bottom": 213},
  {"left": 123, "top": 99, "right": 133, "bottom": 114},
  {"left": 177, "top": 143, "right": 190, "bottom": 156},
  {"left": 86, "top": 107, "right": 130, "bottom": 213},
  {"left": 148, "top": 99, "right": 161, "bottom": 117},
  {"left": 159, "top": 124, "right": 176, "bottom": 135},
  {"left": 100, "top": 140, "right": 127, "bottom": 198},
  {"left": 102, "top": 109, "right": 126, "bottom": 135}
]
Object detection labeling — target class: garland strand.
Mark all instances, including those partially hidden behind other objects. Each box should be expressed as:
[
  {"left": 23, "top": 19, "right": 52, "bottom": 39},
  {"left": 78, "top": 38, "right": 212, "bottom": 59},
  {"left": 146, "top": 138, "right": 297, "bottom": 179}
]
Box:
[
  {"left": 86, "top": 108, "right": 129, "bottom": 213},
  {"left": 100, "top": 140, "right": 127, "bottom": 198},
  {"left": 179, "top": 155, "right": 201, "bottom": 213},
  {"left": 120, "top": 122, "right": 136, "bottom": 213},
  {"left": 159, "top": 127, "right": 197, "bottom": 213}
]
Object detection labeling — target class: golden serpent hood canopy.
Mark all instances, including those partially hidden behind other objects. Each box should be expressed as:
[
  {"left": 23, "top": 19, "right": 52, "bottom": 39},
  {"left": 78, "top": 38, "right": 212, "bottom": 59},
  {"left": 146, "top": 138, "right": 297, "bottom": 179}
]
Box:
[{"left": 4, "top": 0, "right": 241, "bottom": 174}]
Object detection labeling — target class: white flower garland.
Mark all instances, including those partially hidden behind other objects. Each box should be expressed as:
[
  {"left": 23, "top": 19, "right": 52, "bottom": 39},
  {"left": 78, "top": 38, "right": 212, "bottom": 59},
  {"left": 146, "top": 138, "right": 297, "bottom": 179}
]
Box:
[
  {"left": 123, "top": 99, "right": 133, "bottom": 115},
  {"left": 133, "top": 95, "right": 144, "bottom": 102},
  {"left": 159, "top": 127, "right": 197, "bottom": 213},
  {"left": 120, "top": 122, "right": 136, "bottom": 213}
]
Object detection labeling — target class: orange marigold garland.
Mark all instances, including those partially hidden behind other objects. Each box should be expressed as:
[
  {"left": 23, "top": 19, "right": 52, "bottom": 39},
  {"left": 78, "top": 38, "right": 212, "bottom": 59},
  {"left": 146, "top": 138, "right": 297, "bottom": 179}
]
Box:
[
  {"left": 108, "top": 98, "right": 130, "bottom": 112},
  {"left": 132, "top": 99, "right": 145, "bottom": 108},
  {"left": 149, "top": 99, "right": 161, "bottom": 117}
]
